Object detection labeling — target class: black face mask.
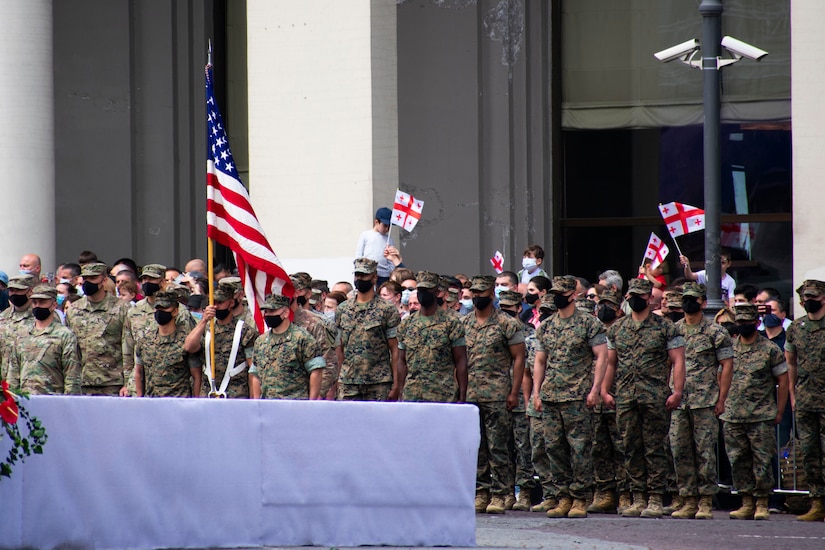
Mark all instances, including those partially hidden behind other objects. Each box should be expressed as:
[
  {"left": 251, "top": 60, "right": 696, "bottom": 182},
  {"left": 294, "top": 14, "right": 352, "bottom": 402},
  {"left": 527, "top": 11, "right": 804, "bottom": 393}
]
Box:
[
  {"left": 668, "top": 311, "right": 685, "bottom": 323},
  {"left": 142, "top": 282, "right": 161, "bottom": 297},
  {"left": 722, "top": 322, "right": 738, "bottom": 336},
  {"left": 804, "top": 299, "right": 823, "bottom": 314},
  {"left": 233, "top": 298, "right": 241, "bottom": 309},
  {"left": 32, "top": 307, "right": 52, "bottom": 321},
  {"left": 418, "top": 289, "right": 437, "bottom": 308},
  {"left": 354, "top": 279, "right": 374, "bottom": 293},
  {"left": 525, "top": 293, "right": 540, "bottom": 305},
  {"left": 9, "top": 294, "right": 28, "bottom": 308},
  {"left": 682, "top": 299, "right": 701, "bottom": 314},
  {"left": 628, "top": 295, "right": 648, "bottom": 313},
  {"left": 296, "top": 296, "right": 308, "bottom": 307},
  {"left": 597, "top": 306, "right": 617, "bottom": 323},
  {"left": 553, "top": 293, "right": 571, "bottom": 310},
  {"left": 502, "top": 308, "right": 518, "bottom": 318},
  {"left": 154, "top": 310, "right": 174, "bottom": 326},
  {"left": 737, "top": 323, "right": 757, "bottom": 338},
  {"left": 264, "top": 315, "right": 283, "bottom": 329},
  {"left": 437, "top": 297, "right": 445, "bottom": 307},
  {"left": 82, "top": 281, "right": 100, "bottom": 296},
  {"left": 472, "top": 296, "right": 492, "bottom": 310},
  {"left": 215, "top": 308, "right": 231, "bottom": 321},
  {"left": 539, "top": 311, "right": 553, "bottom": 322}
]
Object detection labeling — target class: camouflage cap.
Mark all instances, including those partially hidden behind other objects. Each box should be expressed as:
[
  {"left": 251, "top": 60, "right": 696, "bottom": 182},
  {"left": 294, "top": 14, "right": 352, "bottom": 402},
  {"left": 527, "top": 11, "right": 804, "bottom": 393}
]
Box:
[
  {"left": 213, "top": 286, "right": 233, "bottom": 302},
  {"left": 438, "top": 276, "right": 452, "bottom": 292},
  {"left": 7, "top": 274, "right": 38, "bottom": 290},
  {"left": 261, "top": 294, "right": 290, "bottom": 311},
  {"left": 415, "top": 271, "right": 440, "bottom": 290},
  {"left": 353, "top": 257, "right": 378, "bottom": 274},
  {"left": 140, "top": 264, "right": 167, "bottom": 280},
  {"left": 30, "top": 284, "right": 57, "bottom": 300},
  {"left": 539, "top": 294, "right": 558, "bottom": 312},
  {"left": 80, "top": 262, "right": 108, "bottom": 277},
  {"left": 599, "top": 289, "right": 622, "bottom": 306},
  {"left": 681, "top": 281, "right": 706, "bottom": 299},
  {"left": 153, "top": 289, "right": 178, "bottom": 309},
  {"left": 550, "top": 275, "right": 577, "bottom": 294},
  {"left": 498, "top": 290, "right": 522, "bottom": 307},
  {"left": 734, "top": 303, "right": 759, "bottom": 322},
  {"left": 289, "top": 272, "right": 313, "bottom": 291},
  {"left": 164, "top": 282, "right": 190, "bottom": 303},
  {"left": 219, "top": 276, "right": 243, "bottom": 295},
  {"left": 309, "top": 288, "right": 323, "bottom": 305},
  {"left": 664, "top": 289, "right": 683, "bottom": 309},
  {"left": 798, "top": 279, "right": 825, "bottom": 298},
  {"left": 469, "top": 275, "right": 496, "bottom": 292},
  {"left": 576, "top": 296, "right": 594, "bottom": 314},
  {"left": 445, "top": 287, "right": 459, "bottom": 303},
  {"left": 627, "top": 278, "right": 653, "bottom": 295}
]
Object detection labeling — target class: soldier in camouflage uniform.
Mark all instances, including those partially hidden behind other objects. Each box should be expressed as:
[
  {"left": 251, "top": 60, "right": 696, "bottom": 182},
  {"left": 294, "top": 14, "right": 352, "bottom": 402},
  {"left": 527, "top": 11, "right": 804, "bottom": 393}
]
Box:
[
  {"left": 785, "top": 279, "right": 825, "bottom": 521},
  {"left": 396, "top": 271, "right": 467, "bottom": 403},
  {"left": 532, "top": 276, "right": 607, "bottom": 518},
  {"left": 290, "top": 272, "right": 339, "bottom": 399},
  {"left": 724, "top": 303, "right": 788, "bottom": 521},
  {"left": 134, "top": 290, "right": 202, "bottom": 397},
  {"left": 6, "top": 285, "right": 81, "bottom": 395},
  {"left": 464, "top": 275, "right": 526, "bottom": 515},
  {"left": 250, "top": 294, "right": 326, "bottom": 399},
  {"left": 220, "top": 276, "right": 257, "bottom": 329},
  {"left": 658, "top": 288, "right": 683, "bottom": 515},
  {"left": 602, "top": 278, "right": 685, "bottom": 518},
  {"left": 0, "top": 274, "right": 38, "bottom": 379},
  {"left": 335, "top": 258, "right": 401, "bottom": 401},
  {"left": 669, "top": 282, "right": 734, "bottom": 519},
  {"left": 66, "top": 263, "right": 131, "bottom": 396},
  {"left": 184, "top": 286, "right": 257, "bottom": 397}
]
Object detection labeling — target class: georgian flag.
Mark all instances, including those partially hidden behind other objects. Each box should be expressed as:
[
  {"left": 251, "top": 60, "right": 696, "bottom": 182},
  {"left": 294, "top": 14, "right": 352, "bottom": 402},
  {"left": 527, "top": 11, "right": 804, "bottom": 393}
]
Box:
[
  {"left": 392, "top": 190, "right": 424, "bottom": 232},
  {"left": 644, "top": 232, "right": 670, "bottom": 270},
  {"left": 490, "top": 251, "right": 504, "bottom": 274},
  {"left": 658, "top": 202, "right": 705, "bottom": 238}
]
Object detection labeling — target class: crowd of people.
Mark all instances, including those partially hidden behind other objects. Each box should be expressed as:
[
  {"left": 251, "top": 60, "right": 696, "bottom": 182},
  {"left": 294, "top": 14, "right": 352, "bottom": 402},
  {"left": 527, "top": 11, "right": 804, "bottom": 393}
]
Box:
[{"left": 2, "top": 214, "right": 824, "bottom": 523}]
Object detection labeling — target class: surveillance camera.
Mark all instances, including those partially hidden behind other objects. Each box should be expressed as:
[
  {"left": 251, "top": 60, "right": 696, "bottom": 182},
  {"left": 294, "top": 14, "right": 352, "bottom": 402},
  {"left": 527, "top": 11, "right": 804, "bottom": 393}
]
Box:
[
  {"left": 721, "top": 36, "right": 768, "bottom": 61},
  {"left": 654, "top": 39, "right": 700, "bottom": 63}
]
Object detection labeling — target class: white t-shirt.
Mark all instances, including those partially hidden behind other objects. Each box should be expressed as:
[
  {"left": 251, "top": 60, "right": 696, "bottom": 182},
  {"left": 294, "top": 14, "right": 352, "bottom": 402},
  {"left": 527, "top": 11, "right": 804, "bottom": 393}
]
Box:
[
  {"left": 695, "top": 271, "right": 736, "bottom": 302},
  {"left": 355, "top": 229, "right": 395, "bottom": 277}
]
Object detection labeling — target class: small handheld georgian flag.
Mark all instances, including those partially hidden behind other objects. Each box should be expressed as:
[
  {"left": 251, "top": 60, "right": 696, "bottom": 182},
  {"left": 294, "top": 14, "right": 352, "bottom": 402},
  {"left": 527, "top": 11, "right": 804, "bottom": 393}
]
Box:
[
  {"left": 658, "top": 202, "right": 705, "bottom": 238},
  {"left": 644, "top": 232, "right": 670, "bottom": 270},
  {"left": 490, "top": 251, "right": 504, "bottom": 274},
  {"left": 391, "top": 190, "right": 424, "bottom": 232}
]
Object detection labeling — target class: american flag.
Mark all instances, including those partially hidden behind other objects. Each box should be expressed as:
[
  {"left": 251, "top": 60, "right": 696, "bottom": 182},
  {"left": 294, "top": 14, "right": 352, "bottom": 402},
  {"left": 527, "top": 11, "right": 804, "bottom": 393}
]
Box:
[{"left": 205, "top": 64, "right": 293, "bottom": 332}]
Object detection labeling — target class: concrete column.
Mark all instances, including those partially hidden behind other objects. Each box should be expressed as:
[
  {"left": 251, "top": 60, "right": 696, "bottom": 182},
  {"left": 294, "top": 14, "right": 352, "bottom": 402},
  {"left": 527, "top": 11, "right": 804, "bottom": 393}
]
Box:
[
  {"left": 246, "top": 0, "right": 398, "bottom": 284},
  {"left": 0, "top": 1, "right": 54, "bottom": 275}
]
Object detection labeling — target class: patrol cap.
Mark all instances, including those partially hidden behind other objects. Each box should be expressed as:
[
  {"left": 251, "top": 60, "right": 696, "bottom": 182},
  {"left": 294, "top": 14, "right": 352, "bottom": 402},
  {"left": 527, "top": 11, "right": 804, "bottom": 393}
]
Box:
[
  {"left": 166, "top": 283, "right": 190, "bottom": 303},
  {"left": 550, "top": 275, "right": 577, "bottom": 294},
  {"left": 213, "top": 286, "right": 233, "bottom": 302},
  {"left": 290, "top": 272, "right": 312, "bottom": 291},
  {"left": 80, "top": 262, "right": 108, "bottom": 277},
  {"left": 219, "top": 276, "right": 243, "bottom": 294},
  {"left": 445, "top": 287, "right": 459, "bottom": 303},
  {"left": 681, "top": 282, "right": 706, "bottom": 299},
  {"left": 798, "top": 280, "right": 825, "bottom": 298},
  {"left": 627, "top": 278, "right": 653, "bottom": 295},
  {"left": 438, "top": 275, "right": 452, "bottom": 292},
  {"left": 309, "top": 288, "right": 323, "bottom": 305},
  {"left": 415, "top": 271, "right": 440, "bottom": 290},
  {"left": 261, "top": 294, "right": 290, "bottom": 311},
  {"left": 469, "top": 275, "right": 495, "bottom": 292},
  {"left": 7, "top": 274, "right": 38, "bottom": 290},
  {"left": 599, "top": 289, "right": 621, "bottom": 306},
  {"left": 575, "top": 296, "right": 594, "bottom": 314},
  {"left": 153, "top": 290, "right": 178, "bottom": 309},
  {"left": 140, "top": 264, "right": 167, "bottom": 280},
  {"left": 30, "top": 285, "right": 57, "bottom": 300},
  {"left": 664, "top": 289, "right": 683, "bottom": 309},
  {"left": 734, "top": 303, "right": 759, "bottom": 322},
  {"left": 353, "top": 258, "right": 378, "bottom": 275},
  {"left": 498, "top": 290, "right": 522, "bottom": 307},
  {"left": 539, "top": 294, "right": 558, "bottom": 312}
]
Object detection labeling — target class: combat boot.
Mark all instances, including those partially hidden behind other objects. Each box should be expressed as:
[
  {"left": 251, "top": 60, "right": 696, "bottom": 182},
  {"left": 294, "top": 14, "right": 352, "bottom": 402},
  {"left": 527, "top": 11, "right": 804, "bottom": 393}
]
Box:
[
  {"left": 662, "top": 494, "right": 684, "bottom": 516},
  {"left": 641, "top": 493, "right": 664, "bottom": 518},
  {"left": 798, "top": 497, "right": 825, "bottom": 521},
  {"left": 486, "top": 494, "right": 506, "bottom": 514},
  {"left": 621, "top": 492, "right": 647, "bottom": 517},
  {"left": 567, "top": 498, "right": 588, "bottom": 518},
  {"left": 729, "top": 494, "right": 754, "bottom": 520},
  {"left": 753, "top": 497, "right": 770, "bottom": 520},
  {"left": 587, "top": 490, "right": 617, "bottom": 513},
  {"left": 694, "top": 495, "right": 713, "bottom": 520},
  {"left": 531, "top": 497, "right": 557, "bottom": 513},
  {"left": 546, "top": 496, "right": 573, "bottom": 518},
  {"left": 617, "top": 492, "right": 632, "bottom": 514},
  {"left": 504, "top": 493, "right": 516, "bottom": 510},
  {"left": 512, "top": 490, "right": 532, "bottom": 511},
  {"left": 474, "top": 490, "right": 490, "bottom": 513},
  {"left": 671, "top": 496, "right": 698, "bottom": 519}
]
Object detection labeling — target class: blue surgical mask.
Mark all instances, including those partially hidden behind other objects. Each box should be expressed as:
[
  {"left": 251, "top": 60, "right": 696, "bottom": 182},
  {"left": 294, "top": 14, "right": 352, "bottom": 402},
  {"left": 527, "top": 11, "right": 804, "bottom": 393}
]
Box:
[
  {"left": 401, "top": 288, "right": 412, "bottom": 305},
  {"left": 323, "top": 310, "right": 336, "bottom": 321},
  {"left": 763, "top": 313, "right": 782, "bottom": 328},
  {"left": 19, "top": 269, "right": 33, "bottom": 275},
  {"left": 459, "top": 298, "right": 474, "bottom": 310},
  {"left": 522, "top": 257, "right": 538, "bottom": 271},
  {"left": 494, "top": 285, "right": 508, "bottom": 299},
  {"left": 191, "top": 312, "right": 203, "bottom": 322},
  {"left": 56, "top": 295, "right": 66, "bottom": 307}
]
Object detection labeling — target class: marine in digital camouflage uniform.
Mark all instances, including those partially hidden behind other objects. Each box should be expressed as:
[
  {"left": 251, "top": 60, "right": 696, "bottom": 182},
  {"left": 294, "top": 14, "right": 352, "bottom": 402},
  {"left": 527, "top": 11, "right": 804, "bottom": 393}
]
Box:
[
  {"left": 66, "top": 263, "right": 131, "bottom": 396},
  {"left": 250, "top": 294, "right": 326, "bottom": 399},
  {"left": 290, "top": 272, "right": 339, "bottom": 399},
  {"left": 0, "top": 274, "right": 39, "bottom": 380},
  {"left": 6, "top": 285, "right": 81, "bottom": 395},
  {"left": 464, "top": 276, "right": 526, "bottom": 514},
  {"left": 396, "top": 271, "right": 467, "bottom": 403},
  {"left": 134, "top": 290, "right": 202, "bottom": 397},
  {"left": 335, "top": 258, "right": 401, "bottom": 401},
  {"left": 532, "top": 276, "right": 607, "bottom": 518},
  {"left": 784, "top": 279, "right": 825, "bottom": 521},
  {"left": 603, "top": 278, "right": 685, "bottom": 518},
  {"left": 220, "top": 276, "right": 258, "bottom": 330}
]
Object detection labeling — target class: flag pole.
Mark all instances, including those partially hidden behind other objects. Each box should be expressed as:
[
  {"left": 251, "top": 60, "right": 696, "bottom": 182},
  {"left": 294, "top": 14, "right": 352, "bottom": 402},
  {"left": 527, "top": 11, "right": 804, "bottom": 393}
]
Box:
[
  {"left": 206, "top": 40, "right": 219, "bottom": 398},
  {"left": 669, "top": 234, "right": 684, "bottom": 258}
]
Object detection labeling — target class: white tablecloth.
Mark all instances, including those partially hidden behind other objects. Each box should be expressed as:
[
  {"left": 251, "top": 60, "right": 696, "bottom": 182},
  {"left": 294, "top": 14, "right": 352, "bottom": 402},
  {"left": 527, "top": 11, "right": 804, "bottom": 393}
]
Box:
[{"left": 0, "top": 396, "right": 479, "bottom": 548}]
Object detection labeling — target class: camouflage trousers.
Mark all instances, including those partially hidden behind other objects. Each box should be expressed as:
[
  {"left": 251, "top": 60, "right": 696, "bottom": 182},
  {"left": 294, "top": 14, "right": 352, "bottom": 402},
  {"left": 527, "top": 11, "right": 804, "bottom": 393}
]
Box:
[
  {"left": 82, "top": 385, "right": 122, "bottom": 397},
  {"left": 541, "top": 400, "right": 594, "bottom": 500},
  {"left": 337, "top": 382, "right": 392, "bottom": 401},
  {"left": 723, "top": 420, "right": 776, "bottom": 498},
  {"left": 670, "top": 407, "right": 719, "bottom": 496},
  {"left": 795, "top": 410, "right": 825, "bottom": 498},
  {"left": 529, "top": 414, "right": 556, "bottom": 499},
  {"left": 617, "top": 400, "right": 671, "bottom": 494},
  {"left": 592, "top": 410, "right": 628, "bottom": 494},
  {"left": 476, "top": 402, "right": 514, "bottom": 495},
  {"left": 511, "top": 411, "right": 536, "bottom": 490}
]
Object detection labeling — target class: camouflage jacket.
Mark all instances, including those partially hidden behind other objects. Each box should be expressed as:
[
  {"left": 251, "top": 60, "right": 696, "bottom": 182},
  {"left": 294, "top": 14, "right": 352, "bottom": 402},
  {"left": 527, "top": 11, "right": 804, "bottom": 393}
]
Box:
[
  {"left": 201, "top": 318, "right": 258, "bottom": 398},
  {"left": 136, "top": 325, "right": 200, "bottom": 397},
  {"left": 335, "top": 295, "right": 401, "bottom": 384},
  {"left": 123, "top": 298, "right": 196, "bottom": 373},
  {"left": 723, "top": 333, "right": 787, "bottom": 423},
  {"left": 66, "top": 294, "right": 130, "bottom": 387},
  {"left": 6, "top": 321, "right": 81, "bottom": 395},
  {"left": 674, "top": 317, "right": 733, "bottom": 409},
  {"left": 463, "top": 309, "right": 525, "bottom": 403},
  {"left": 252, "top": 323, "right": 325, "bottom": 399},
  {"left": 785, "top": 315, "right": 825, "bottom": 412},
  {"left": 0, "top": 306, "right": 34, "bottom": 379},
  {"left": 517, "top": 323, "right": 537, "bottom": 414},
  {"left": 294, "top": 307, "right": 338, "bottom": 386}
]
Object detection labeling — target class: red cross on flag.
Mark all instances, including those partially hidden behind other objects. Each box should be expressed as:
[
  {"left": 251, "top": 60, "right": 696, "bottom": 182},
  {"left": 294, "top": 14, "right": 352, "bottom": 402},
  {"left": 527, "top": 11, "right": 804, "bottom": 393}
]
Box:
[
  {"left": 658, "top": 202, "right": 705, "bottom": 238},
  {"left": 490, "top": 251, "right": 504, "bottom": 274},
  {"left": 644, "top": 232, "right": 670, "bottom": 270},
  {"left": 392, "top": 190, "right": 424, "bottom": 232}
]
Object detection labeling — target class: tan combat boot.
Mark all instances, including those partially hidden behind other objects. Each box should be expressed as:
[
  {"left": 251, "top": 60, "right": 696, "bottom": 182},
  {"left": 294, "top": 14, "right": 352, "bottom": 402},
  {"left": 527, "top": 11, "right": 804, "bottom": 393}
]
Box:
[
  {"left": 641, "top": 493, "right": 664, "bottom": 518},
  {"left": 587, "top": 490, "right": 617, "bottom": 514},
  {"left": 753, "top": 497, "right": 770, "bottom": 520},
  {"left": 531, "top": 497, "right": 557, "bottom": 513},
  {"left": 663, "top": 494, "right": 684, "bottom": 516},
  {"left": 798, "top": 497, "right": 825, "bottom": 521},
  {"left": 474, "top": 490, "right": 490, "bottom": 513},
  {"left": 621, "top": 492, "right": 647, "bottom": 517},
  {"left": 486, "top": 494, "right": 506, "bottom": 514},
  {"left": 617, "top": 492, "right": 632, "bottom": 514},
  {"left": 729, "top": 494, "right": 754, "bottom": 520},
  {"left": 546, "top": 496, "right": 573, "bottom": 518},
  {"left": 504, "top": 492, "right": 516, "bottom": 510},
  {"left": 512, "top": 489, "right": 532, "bottom": 511},
  {"left": 694, "top": 495, "right": 713, "bottom": 520},
  {"left": 671, "top": 496, "right": 698, "bottom": 519},
  {"left": 567, "top": 498, "right": 588, "bottom": 518}
]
